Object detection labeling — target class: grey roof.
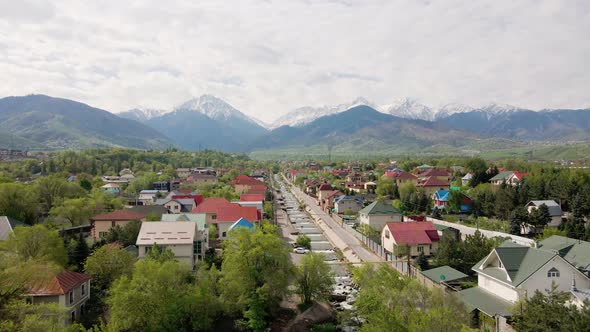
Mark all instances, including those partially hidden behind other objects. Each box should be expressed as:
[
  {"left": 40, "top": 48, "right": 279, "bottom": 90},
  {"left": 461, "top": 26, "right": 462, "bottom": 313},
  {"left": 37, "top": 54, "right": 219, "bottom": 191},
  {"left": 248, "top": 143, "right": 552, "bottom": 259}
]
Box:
[
  {"left": 526, "top": 200, "right": 562, "bottom": 216},
  {"left": 460, "top": 287, "right": 513, "bottom": 317},
  {"left": 538, "top": 235, "right": 590, "bottom": 271},
  {"left": 0, "top": 216, "right": 24, "bottom": 241},
  {"left": 128, "top": 206, "right": 168, "bottom": 219},
  {"left": 359, "top": 201, "right": 401, "bottom": 216},
  {"left": 489, "top": 171, "right": 514, "bottom": 182},
  {"left": 473, "top": 241, "right": 556, "bottom": 286},
  {"left": 422, "top": 266, "right": 468, "bottom": 283},
  {"left": 161, "top": 213, "right": 207, "bottom": 230}
]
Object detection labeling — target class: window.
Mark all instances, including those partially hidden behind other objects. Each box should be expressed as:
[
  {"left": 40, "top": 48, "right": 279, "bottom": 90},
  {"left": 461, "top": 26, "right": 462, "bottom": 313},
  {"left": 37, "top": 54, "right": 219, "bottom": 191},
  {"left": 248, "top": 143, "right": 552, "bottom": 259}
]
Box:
[
  {"left": 145, "top": 246, "right": 152, "bottom": 254},
  {"left": 194, "top": 241, "right": 202, "bottom": 254},
  {"left": 417, "top": 246, "right": 424, "bottom": 253},
  {"left": 212, "top": 214, "right": 217, "bottom": 220},
  {"left": 81, "top": 283, "right": 86, "bottom": 296},
  {"left": 174, "top": 205, "right": 179, "bottom": 210},
  {"left": 99, "top": 232, "right": 108, "bottom": 238},
  {"left": 222, "top": 232, "right": 227, "bottom": 238},
  {"left": 71, "top": 311, "right": 76, "bottom": 323},
  {"left": 26, "top": 297, "right": 32, "bottom": 304},
  {"left": 112, "top": 221, "right": 116, "bottom": 227},
  {"left": 547, "top": 267, "right": 560, "bottom": 278},
  {"left": 384, "top": 230, "right": 390, "bottom": 239},
  {"left": 69, "top": 291, "right": 74, "bottom": 304}
]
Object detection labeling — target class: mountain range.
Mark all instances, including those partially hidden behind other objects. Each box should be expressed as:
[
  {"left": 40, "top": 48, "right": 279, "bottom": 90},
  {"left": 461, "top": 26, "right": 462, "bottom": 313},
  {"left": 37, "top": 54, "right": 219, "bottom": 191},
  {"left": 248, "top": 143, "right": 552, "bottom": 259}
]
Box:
[{"left": 1, "top": 94, "right": 589, "bottom": 158}]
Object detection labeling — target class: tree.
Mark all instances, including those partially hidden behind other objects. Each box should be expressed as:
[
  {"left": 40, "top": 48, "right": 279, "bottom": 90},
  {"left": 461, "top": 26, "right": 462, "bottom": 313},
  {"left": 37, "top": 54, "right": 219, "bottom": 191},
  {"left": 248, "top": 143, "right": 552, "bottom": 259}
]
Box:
[
  {"left": 49, "top": 197, "right": 94, "bottom": 226},
  {"left": 296, "top": 234, "right": 312, "bottom": 250},
  {"left": 36, "top": 175, "right": 83, "bottom": 214},
  {"left": 107, "top": 259, "right": 214, "bottom": 332},
  {"left": 296, "top": 252, "right": 334, "bottom": 305},
  {"left": 145, "top": 243, "right": 176, "bottom": 263},
  {"left": 104, "top": 219, "right": 142, "bottom": 247},
  {"left": 0, "top": 183, "right": 39, "bottom": 225},
  {"left": 1, "top": 225, "right": 67, "bottom": 266},
  {"left": 414, "top": 252, "right": 429, "bottom": 271},
  {"left": 220, "top": 224, "right": 293, "bottom": 329},
  {"left": 66, "top": 233, "right": 90, "bottom": 271},
  {"left": 529, "top": 204, "right": 551, "bottom": 232},
  {"left": 376, "top": 177, "right": 395, "bottom": 198},
  {"left": 510, "top": 206, "right": 529, "bottom": 235},
  {"left": 84, "top": 244, "right": 136, "bottom": 293}
]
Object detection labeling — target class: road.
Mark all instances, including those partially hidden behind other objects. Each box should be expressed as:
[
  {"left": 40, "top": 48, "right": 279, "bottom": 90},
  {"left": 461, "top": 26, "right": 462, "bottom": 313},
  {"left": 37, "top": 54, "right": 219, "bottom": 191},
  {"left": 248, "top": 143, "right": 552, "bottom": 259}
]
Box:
[{"left": 282, "top": 175, "right": 383, "bottom": 263}]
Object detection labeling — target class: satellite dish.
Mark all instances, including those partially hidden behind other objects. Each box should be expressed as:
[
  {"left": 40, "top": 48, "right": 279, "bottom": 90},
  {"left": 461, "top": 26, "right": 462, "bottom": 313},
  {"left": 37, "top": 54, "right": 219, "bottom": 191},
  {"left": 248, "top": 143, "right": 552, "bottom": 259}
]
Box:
[{"left": 440, "top": 274, "right": 446, "bottom": 281}]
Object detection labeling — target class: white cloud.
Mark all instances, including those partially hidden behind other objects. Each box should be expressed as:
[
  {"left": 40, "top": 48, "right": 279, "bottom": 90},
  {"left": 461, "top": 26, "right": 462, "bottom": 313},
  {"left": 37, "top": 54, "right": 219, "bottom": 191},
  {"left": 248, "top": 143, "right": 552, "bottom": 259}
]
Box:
[{"left": 0, "top": 0, "right": 589, "bottom": 122}]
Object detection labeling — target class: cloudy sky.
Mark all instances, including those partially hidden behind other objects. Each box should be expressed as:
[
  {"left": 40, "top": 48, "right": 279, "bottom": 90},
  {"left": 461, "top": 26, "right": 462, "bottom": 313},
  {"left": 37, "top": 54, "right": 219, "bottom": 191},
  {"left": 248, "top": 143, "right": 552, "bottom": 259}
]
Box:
[{"left": 1, "top": 0, "right": 589, "bottom": 123}]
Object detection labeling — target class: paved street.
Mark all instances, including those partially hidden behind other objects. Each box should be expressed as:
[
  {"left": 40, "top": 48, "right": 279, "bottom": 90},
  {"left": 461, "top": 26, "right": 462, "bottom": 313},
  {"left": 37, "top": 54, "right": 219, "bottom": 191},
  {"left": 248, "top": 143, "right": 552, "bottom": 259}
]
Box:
[{"left": 282, "top": 175, "right": 383, "bottom": 263}]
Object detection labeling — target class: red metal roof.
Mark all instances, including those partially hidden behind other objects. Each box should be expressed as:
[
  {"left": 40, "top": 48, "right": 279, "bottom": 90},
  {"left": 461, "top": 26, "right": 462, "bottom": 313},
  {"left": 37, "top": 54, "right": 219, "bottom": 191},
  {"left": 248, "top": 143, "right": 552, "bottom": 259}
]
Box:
[
  {"left": 192, "top": 197, "right": 231, "bottom": 213},
  {"left": 92, "top": 210, "right": 145, "bottom": 221},
  {"left": 231, "top": 175, "right": 264, "bottom": 186},
  {"left": 512, "top": 172, "right": 527, "bottom": 180},
  {"left": 384, "top": 171, "right": 417, "bottom": 180},
  {"left": 385, "top": 222, "right": 439, "bottom": 245},
  {"left": 28, "top": 270, "right": 92, "bottom": 296},
  {"left": 318, "top": 183, "right": 333, "bottom": 191},
  {"left": 417, "top": 176, "right": 449, "bottom": 187},
  {"left": 216, "top": 204, "right": 260, "bottom": 223},
  {"left": 240, "top": 194, "right": 264, "bottom": 202},
  {"left": 418, "top": 168, "right": 451, "bottom": 177}
]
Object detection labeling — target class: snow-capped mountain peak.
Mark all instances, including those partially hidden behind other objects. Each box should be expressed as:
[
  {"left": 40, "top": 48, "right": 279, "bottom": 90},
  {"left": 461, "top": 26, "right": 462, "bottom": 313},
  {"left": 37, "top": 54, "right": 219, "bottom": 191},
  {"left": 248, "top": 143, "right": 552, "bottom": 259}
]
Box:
[
  {"left": 175, "top": 94, "right": 249, "bottom": 121},
  {"left": 270, "top": 97, "right": 376, "bottom": 128},
  {"left": 118, "top": 108, "right": 169, "bottom": 122},
  {"left": 434, "top": 103, "right": 475, "bottom": 119},
  {"left": 381, "top": 98, "right": 434, "bottom": 121}
]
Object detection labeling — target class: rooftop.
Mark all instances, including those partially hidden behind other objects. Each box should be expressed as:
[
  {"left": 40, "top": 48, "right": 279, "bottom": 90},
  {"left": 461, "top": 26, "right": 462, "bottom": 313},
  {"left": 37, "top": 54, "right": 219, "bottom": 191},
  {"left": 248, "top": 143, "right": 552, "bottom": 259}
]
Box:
[
  {"left": 136, "top": 221, "right": 196, "bottom": 245},
  {"left": 92, "top": 210, "right": 145, "bottom": 221},
  {"left": 27, "top": 270, "right": 92, "bottom": 296},
  {"left": 422, "top": 265, "right": 468, "bottom": 283},
  {"left": 385, "top": 221, "right": 439, "bottom": 245},
  {"left": 359, "top": 201, "right": 401, "bottom": 216}
]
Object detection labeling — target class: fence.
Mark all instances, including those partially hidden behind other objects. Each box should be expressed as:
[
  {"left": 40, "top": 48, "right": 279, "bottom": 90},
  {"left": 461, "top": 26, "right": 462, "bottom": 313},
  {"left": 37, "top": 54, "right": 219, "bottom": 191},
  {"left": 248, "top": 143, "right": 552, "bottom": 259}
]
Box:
[{"left": 342, "top": 223, "right": 386, "bottom": 258}]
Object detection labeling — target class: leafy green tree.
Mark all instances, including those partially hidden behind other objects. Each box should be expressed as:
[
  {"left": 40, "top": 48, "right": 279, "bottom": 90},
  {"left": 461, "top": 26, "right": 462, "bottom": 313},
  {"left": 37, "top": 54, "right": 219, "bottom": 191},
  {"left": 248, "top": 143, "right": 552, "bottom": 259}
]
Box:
[
  {"left": 414, "top": 251, "right": 429, "bottom": 270},
  {"left": 49, "top": 197, "right": 94, "bottom": 226},
  {"left": 529, "top": 204, "right": 551, "bottom": 233},
  {"left": 220, "top": 225, "right": 293, "bottom": 329},
  {"left": 376, "top": 177, "right": 396, "bottom": 198},
  {"left": 2, "top": 225, "right": 67, "bottom": 266},
  {"left": 0, "top": 258, "right": 61, "bottom": 310},
  {"left": 36, "top": 175, "right": 83, "bottom": 214},
  {"left": 0, "top": 183, "right": 39, "bottom": 225},
  {"left": 296, "top": 252, "right": 334, "bottom": 305},
  {"left": 105, "top": 219, "right": 142, "bottom": 247},
  {"left": 145, "top": 243, "right": 176, "bottom": 263},
  {"left": 80, "top": 178, "right": 92, "bottom": 191},
  {"left": 510, "top": 206, "right": 529, "bottom": 235},
  {"left": 0, "top": 300, "right": 82, "bottom": 332},
  {"left": 296, "top": 234, "right": 312, "bottom": 250},
  {"left": 66, "top": 233, "right": 90, "bottom": 271}
]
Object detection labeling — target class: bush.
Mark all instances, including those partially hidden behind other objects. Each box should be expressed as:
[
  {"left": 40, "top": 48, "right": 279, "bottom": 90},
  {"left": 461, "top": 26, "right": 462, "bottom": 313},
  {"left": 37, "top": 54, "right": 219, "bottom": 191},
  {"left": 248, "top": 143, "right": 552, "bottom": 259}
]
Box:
[{"left": 296, "top": 234, "right": 312, "bottom": 249}]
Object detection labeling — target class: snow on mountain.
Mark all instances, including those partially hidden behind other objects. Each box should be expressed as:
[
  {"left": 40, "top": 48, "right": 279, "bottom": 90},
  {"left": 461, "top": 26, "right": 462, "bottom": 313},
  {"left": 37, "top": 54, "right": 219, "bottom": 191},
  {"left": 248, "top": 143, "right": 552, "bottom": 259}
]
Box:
[
  {"left": 380, "top": 98, "right": 435, "bottom": 121},
  {"left": 434, "top": 103, "right": 475, "bottom": 120},
  {"left": 118, "top": 108, "right": 169, "bottom": 122},
  {"left": 270, "top": 97, "right": 377, "bottom": 128},
  {"left": 175, "top": 94, "right": 257, "bottom": 124}
]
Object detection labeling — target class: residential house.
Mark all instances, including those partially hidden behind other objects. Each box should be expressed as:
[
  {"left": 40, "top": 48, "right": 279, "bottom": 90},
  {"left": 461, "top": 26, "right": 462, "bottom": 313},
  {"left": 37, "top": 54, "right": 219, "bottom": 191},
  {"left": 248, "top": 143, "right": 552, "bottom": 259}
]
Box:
[
  {"left": 358, "top": 201, "right": 402, "bottom": 232},
  {"left": 461, "top": 173, "right": 474, "bottom": 186},
  {"left": 136, "top": 221, "right": 198, "bottom": 269},
  {"left": 138, "top": 190, "right": 160, "bottom": 205},
  {"left": 460, "top": 241, "right": 590, "bottom": 329},
  {"left": 247, "top": 184, "right": 267, "bottom": 195},
  {"left": 525, "top": 200, "right": 563, "bottom": 227},
  {"left": 432, "top": 189, "right": 473, "bottom": 213},
  {"left": 237, "top": 194, "right": 264, "bottom": 215},
  {"left": 186, "top": 173, "right": 218, "bottom": 185},
  {"left": 25, "top": 270, "right": 92, "bottom": 324},
  {"left": 101, "top": 175, "right": 129, "bottom": 184},
  {"left": 416, "top": 176, "right": 450, "bottom": 196},
  {"left": 364, "top": 181, "right": 377, "bottom": 191},
  {"left": 231, "top": 175, "right": 265, "bottom": 194},
  {"left": 381, "top": 221, "right": 440, "bottom": 257},
  {"left": 317, "top": 183, "right": 334, "bottom": 202},
  {"left": 321, "top": 190, "right": 344, "bottom": 212},
  {"left": 228, "top": 217, "right": 254, "bottom": 231},
  {"left": 90, "top": 210, "right": 146, "bottom": 240},
  {"left": 176, "top": 168, "right": 191, "bottom": 178},
  {"left": 538, "top": 235, "right": 590, "bottom": 277},
  {"left": 192, "top": 197, "right": 233, "bottom": 224},
  {"left": 507, "top": 172, "right": 526, "bottom": 186},
  {"left": 346, "top": 172, "right": 365, "bottom": 183},
  {"left": 100, "top": 183, "right": 120, "bottom": 196},
  {"left": 153, "top": 180, "right": 181, "bottom": 192},
  {"left": 421, "top": 265, "right": 468, "bottom": 288},
  {"left": 0, "top": 216, "right": 24, "bottom": 241},
  {"left": 489, "top": 171, "right": 515, "bottom": 186},
  {"left": 251, "top": 169, "right": 266, "bottom": 181},
  {"left": 155, "top": 198, "right": 196, "bottom": 213},
  {"left": 192, "top": 197, "right": 260, "bottom": 240},
  {"left": 119, "top": 168, "right": 133, "bottom": 176},
  {"left": 417, "top": 168, "right": 452, "bottom": 182},
  {"left": 383, "top": 170, "right": 418, "bottom": 186},
  {"left": 416, "top": 164, "right": 433, "bottom": 172},
  {"left": 160, "top": 213, "right": 208, "bottom": 259},
  {"left": 334, "top": 196, "right": 364, "bottom": 214}
]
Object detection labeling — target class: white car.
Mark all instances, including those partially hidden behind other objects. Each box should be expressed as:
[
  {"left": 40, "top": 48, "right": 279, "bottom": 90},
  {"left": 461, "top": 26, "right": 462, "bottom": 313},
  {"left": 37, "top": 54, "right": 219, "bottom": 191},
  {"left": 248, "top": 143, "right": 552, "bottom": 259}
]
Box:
[{"left": 293, "top": 247, "right": 309, "bottom": 254}]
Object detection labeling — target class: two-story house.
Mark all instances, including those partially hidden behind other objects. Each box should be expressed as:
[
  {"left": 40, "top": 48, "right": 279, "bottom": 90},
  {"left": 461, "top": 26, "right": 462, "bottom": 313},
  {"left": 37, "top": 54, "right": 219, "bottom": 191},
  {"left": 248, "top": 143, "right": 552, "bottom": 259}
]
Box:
[
  {"left": 136, "top": 221, "right": 198, "bottom": 269},
  {"left": 25, "top": 270, "right": 92, "bottom": 324},
  {"left": 91, "top": 210, "right": 146, "bottom": 241},
  {"left": 381, "top": 221, "right": 440, "bottom": 258},
  {"left": 334, "top": 196, "right": 364, "bottom": 214},
  {"left": 358, "top": 201, "right": 402, "bottom": 232},
  {"left": 160, "top": 213, "right": 209, "bottom": 259}
]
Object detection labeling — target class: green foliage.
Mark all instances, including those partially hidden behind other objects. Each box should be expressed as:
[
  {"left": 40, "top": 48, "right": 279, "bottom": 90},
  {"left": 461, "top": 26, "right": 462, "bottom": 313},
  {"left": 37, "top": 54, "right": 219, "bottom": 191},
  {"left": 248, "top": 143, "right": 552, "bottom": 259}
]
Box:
[
  {"left": 296, "top": 252, "right": 335, "bottom": 304},
  {"left": 104, "top": 219, "right": 142, "bottom": 247},
  {"left": 511, "top": 283, "right": 590, "bottom": 332},
  {"left": 35, "top": 174, "right": 84, "bottom": 214},
  {"left": 49, "top": 197, "right": 95, "bottom": 226},
  {"left": 219, "top": 225, "right": 294, "bottom": 329},
  {"left": 353, "top": 264, "right": 471, "bottom": 331},
  {"left": 510, "top": 206, "right": 529, "bottom": 235},
  {"left": 263, "top": 201, "right": 274, "bottom": 220},
  {"left": 357, "top": 223, "right": 381, "bottom": 240},
  {"left": 434, "top": 231, "right": 503, "bottom": 274},
  {"left": 414, "top": 252, "right": 429, "bottom": 271},
  {"left": 296, "top": 234, "right": 312, "bottom": 250},
  {"left": 145, "top": 243, "right": 176, "bottom": 263},
  {"left": 0, "top": 300, "right": 79, "bottom": 332},
  {"left": 0, "top": 183, "right": 39, "bottom": 225},
  {"left": 66, "top": 233, "right": 90, "bottom": 271},
  {"left": 2, "top": 225, "right": 67, "bottom": 266},
  {"left": 376, "top": 177, "right": 398, "bottom": 198}
]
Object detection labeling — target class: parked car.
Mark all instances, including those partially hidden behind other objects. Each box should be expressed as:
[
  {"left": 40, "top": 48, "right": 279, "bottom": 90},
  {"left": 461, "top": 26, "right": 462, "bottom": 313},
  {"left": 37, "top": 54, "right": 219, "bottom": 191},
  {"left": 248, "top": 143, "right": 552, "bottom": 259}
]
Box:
[{"left": 293, "top": 247, "right": 310, "bottom": 254}]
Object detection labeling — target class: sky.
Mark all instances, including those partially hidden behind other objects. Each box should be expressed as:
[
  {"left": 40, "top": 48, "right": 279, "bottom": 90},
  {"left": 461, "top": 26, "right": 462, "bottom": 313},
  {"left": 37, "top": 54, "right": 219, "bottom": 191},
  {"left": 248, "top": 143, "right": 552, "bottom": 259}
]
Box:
[{"left": 1, "top": 0, "right": 589, "bottom": 123}]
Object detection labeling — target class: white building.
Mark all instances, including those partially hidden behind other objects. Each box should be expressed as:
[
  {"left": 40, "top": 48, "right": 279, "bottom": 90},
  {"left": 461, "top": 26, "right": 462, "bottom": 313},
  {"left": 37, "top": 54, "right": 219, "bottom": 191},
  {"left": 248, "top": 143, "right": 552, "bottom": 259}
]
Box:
[{"left": 136, "top": 222, "right": 198, "bottom": 269}]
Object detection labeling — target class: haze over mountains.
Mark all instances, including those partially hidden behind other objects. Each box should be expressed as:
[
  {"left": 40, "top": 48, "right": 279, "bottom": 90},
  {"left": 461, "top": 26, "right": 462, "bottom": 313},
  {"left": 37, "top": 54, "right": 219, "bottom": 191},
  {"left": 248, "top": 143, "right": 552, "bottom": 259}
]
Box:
[{"left": 1, "top": 94, "right": 589, "bottom": 156}]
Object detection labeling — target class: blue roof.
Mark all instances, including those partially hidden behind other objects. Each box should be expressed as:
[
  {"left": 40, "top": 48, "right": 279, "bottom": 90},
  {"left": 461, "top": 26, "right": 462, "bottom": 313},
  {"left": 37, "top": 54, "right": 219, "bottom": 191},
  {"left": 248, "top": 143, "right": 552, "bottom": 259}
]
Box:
[
  {"left": 434, "top": 190, "right": 450, "bottom": 201},
  {"left": 229, "top": 217, "right": 254, "bottom": 231},
  {"left": 334, "top": 195, "right": 363, "bottom": 205},
  {"left": 140, "top": 190, "right": 159, "bottom": 194}
]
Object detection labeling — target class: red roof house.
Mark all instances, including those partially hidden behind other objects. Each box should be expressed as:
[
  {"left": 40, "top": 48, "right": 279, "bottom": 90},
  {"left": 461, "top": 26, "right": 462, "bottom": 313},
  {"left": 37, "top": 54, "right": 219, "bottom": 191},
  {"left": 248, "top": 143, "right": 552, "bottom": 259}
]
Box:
[
  {"left": 240, "top": 194, "right": 265, "bottom": 202},
  {"left": 382, "top": 221, "right": 440, "bottom": 257},
  {"left": 27, "top": 270, "right": 92, "bottom": 296}
]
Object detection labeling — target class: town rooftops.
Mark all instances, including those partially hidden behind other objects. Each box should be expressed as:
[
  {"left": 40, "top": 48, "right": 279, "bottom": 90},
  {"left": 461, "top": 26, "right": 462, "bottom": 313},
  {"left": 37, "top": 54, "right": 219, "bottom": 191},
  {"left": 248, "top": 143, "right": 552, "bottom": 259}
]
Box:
[
  {"left": 136, "top": 221, "right": 196, "bottom": 246},
  {"left": 360, "top": 201, "right": 400, "bottom": 215},
  {"left": 422, "top": 265, "right": 468, "bottom": 283},
  {"left": 489, "top": 171, "right": 515, "bottom": 182},
  {"left": 161, "top": 213, "right": 207, "bottom": 230},
  {"left": 417, "top": 176, "right": 449, "bottom": 187},
  {"left": 216, "top": 205, "right": 260, "bottom": 223},
  {"left": 0, "top": 216, "right": 24, "bottom": 241},
  {"left": 526, "top": 200, "right": 563, "bottom": 217},
  {"left": 384, "top": 221, "right": 439, "bottom": 245},
  {"left": 101, "top": 183, "right": 120, "bottom": 188},
  {"left": 27, "top": 270, "right": 92, "bottom": 296},
  {"left": 92, "top": 210, "right": 145, "bottom": 221},
  {"left": 334, "top": 195, "right": 363, "bottom": 205},
  {"left": 318, "top": 183, "right": 333, "bottom": 191},
  {"left": 460, "top": 286, "right": 512, "bottom": 317},
  {"left": 192, "top": 198, "right": 231, "bottom": 213},
  {"left": 383, "top": 171, "right": 417, "bottom": 180},
  {"left": 418, "top": 168, "right": 451, "bottom": 177},
  {"left": 231, "top": 175, "right": 264, "bottom": 185},
  {"left": 538, "top": 235, "right": 590, "bottom": 271},
  {"left": 240, "top": 194, "right": 265, "bottom": 202},
  {"left": 433, "top": 189, "right": 450, "bottom": 201},
  {"left": 473, "top": 241, "right": 556, "bottom": 287}
]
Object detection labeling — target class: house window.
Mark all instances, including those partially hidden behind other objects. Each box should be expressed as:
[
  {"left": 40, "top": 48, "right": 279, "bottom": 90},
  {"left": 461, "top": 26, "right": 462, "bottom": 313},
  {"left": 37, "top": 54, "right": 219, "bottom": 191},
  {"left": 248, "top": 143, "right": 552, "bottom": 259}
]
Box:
[
  {"left": 71, "top": 311, "right": 76, "bottom": 323},
  {"left": 547, "top": 267, "right": 560, "bottom": 278},
  {"left": 174, "top": 205, "right": 179, "bottom": 210},
  {"left": 81, "top": 304, "right": 85, "bottom": 315},
  {"left": 222, "top": 232, "right": 227, "bottom": 238},
  {"left": 212, "top": 214, "right": 217, "bottom": 220},
  {"left": 99, "top": 232, "right": 107, "bottom": 238},
  {"left": 385, "top": 230, "right": 390, "bottom": 239},
  {"left": 26, "top": 297, "right": 32, "bottom": 304},
  {"left": 417, "top": 246, "right": 424, "bottom": 253},
  {"left": 69, "top": 291, "right": 74, "bottom": 304},
  {"left": 81, "top": 284, "right": 86, "bottom": 296},
  {"left": 145, "top": 246, "right": 152, "bottom": 254},
  {"left": 111, "top": 221, "right": 116, "bottom": 227}
]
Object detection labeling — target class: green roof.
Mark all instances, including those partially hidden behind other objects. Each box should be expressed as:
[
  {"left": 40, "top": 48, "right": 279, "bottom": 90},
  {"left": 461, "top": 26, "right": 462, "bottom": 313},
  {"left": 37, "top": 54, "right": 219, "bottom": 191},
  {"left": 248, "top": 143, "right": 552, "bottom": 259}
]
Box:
[
  {"left": 422, "top": 266, "right": 468, "bottom": 283},
  {"left": 538, "top": 235, "right": 590, "bottom": 270},
  {"left": 161, "top": 213, "right": 207, "bottom": 230},
  {"left": 434, "top": 224, "right": 448, "bottom": 231},
  {"left": 460, "top": 287, "right": 513, "bottom": 317},
  {"left": 489, "top": 171, "right": 514, "bottom": 182},
  {"left": 473, "top": 241, "right": 556, "bottom": 286},
  {"left": 359, "top": 201, "right": 401, "bottom": 216}
]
